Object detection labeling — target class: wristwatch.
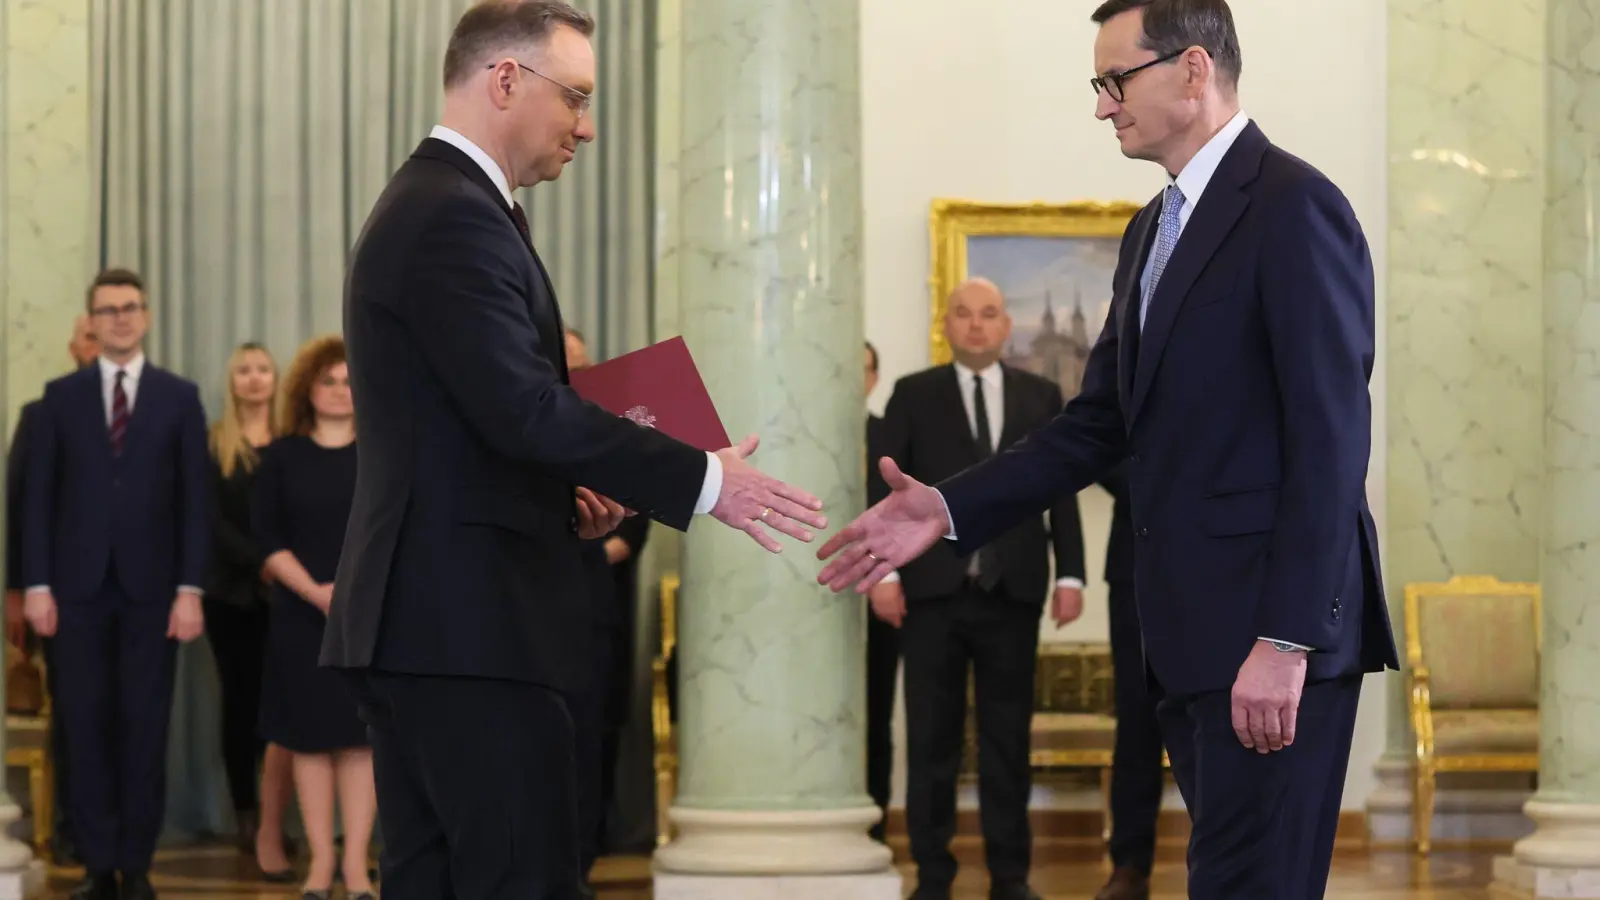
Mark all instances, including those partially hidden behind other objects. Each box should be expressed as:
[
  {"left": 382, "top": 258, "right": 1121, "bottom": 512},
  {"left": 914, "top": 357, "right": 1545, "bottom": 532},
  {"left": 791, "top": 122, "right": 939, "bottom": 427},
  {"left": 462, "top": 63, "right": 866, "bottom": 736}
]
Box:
[{"left": 1266, "top": 640, "right": 1305, "bottom": 653}]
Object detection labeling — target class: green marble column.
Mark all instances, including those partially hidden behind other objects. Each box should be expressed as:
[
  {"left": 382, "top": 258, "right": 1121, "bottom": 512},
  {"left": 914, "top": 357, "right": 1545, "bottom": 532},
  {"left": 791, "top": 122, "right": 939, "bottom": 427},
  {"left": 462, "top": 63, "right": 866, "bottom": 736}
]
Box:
[
  {"left": 0, "top": 0, "right": 91, "bottom": 891},
  {"left": 1495, "top": 1, "right": 1600, "bottom": 894},
  {"left": 1373, "top": 0, "right": 1547, "bottom": 843},
  {"left": 651, "top": 0, "right": 894, "bottom": 886}
]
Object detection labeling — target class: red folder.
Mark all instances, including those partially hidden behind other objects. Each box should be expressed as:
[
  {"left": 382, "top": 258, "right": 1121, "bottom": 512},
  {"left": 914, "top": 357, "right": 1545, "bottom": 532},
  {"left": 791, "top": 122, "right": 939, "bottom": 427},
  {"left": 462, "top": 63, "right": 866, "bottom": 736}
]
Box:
[{"left": 568, "top": 336, "right": 730, "bottom": 452}]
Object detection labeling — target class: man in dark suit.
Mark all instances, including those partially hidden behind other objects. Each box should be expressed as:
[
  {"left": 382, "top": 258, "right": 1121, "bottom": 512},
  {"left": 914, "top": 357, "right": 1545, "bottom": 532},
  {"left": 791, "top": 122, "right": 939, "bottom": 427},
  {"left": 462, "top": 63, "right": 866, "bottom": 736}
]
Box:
[
  {"left": 819, "top": 2, "right": 1399, "bottom": 897},
  {"left": 4, "top": 313, "right": 101, "bottom": 868},
  {"left": 322, "top": 4, "right": 826, "bottom": 897},
  {"left": 22, "top": 269, "right": 210, "bottom": 900},
  {"left": 862, "top": 340, "right": 899, "bottom": 843},
  {"left": 867, "top": 280, "right": 1085, "bottom": 900},
  {"left": 1094, "top": 466, "right": 1163, "bottom": 900}
]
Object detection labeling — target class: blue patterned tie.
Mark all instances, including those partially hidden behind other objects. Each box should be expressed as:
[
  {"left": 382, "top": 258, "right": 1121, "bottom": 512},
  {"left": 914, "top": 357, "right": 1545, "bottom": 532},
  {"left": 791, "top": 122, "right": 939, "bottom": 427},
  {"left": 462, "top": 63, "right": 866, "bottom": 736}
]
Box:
[{"left": 1139, "top": 184, "right": 1186, "bottom": 331}]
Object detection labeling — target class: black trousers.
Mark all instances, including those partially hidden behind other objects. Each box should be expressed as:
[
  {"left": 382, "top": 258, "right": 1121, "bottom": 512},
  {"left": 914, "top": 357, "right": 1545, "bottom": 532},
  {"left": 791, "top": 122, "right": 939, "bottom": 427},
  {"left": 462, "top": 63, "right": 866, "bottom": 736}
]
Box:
[
  {"left": 344, "top": 669, "right": 581, "bottom": 900},
  {"left": 902, "top": 584, "right": 1039, "bottom": 890},
  {"left": 41, "top": 635, "right": 73, "bottom": 852},
  {"left": 1158, "top": 674, "right": 1362, "bottom": 899},
  {"left": 1106, "top": 582, "right": 1163, "bottom": 875},
  {"left": 571, "top": 623, "right": 622, "bottom": 879},
  {"left": 52, "top": 576, "right": 177, "bottom": 875},
  {"left": 203, "top": 599, "right": 269, "bottom": 812},
  {"left": 865, "top": 612, "right": 900, "bottom": 841}
]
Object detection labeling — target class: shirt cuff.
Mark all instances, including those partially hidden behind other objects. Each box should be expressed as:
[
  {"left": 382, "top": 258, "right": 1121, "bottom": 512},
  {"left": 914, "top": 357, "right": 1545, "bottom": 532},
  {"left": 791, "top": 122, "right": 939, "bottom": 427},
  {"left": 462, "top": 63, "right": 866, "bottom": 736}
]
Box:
[
  {"left": 25, "top": 586, "right": 48, "bottom": 596},
  {"left": 1055, "top": 577, "right": 1083, "bottom": 590},
  {"left": 178, "top": 585, "right": 205, "bottom": 597},
  {"left": 693, "top": 451, "right": 723, "bottom": 515},
  {"left": 937, "top": 489, "right": 957, "bottom": 540},
  {"left": 881, "top": 571, "right": 901, "bottom": 584},
  {"left": 1259, "top": 636, "right": 1313, "bottom": 652}
]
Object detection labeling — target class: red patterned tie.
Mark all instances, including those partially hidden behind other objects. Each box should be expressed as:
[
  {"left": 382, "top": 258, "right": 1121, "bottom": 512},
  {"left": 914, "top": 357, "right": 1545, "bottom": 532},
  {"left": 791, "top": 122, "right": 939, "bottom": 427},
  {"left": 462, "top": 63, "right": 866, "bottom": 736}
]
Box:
[{"left": 110, "top": 370, "right": 129, "bottom": 457}]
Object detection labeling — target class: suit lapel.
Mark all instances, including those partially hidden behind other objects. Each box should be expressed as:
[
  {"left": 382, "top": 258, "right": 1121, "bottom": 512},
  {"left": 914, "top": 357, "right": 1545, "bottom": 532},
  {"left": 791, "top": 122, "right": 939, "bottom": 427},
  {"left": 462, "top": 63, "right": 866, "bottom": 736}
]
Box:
[
  {"left": 938, "top": 366, "right": 982, "bottom": 465},
  {"left": 75, "top": 369, "right": 112, "bottom": 456},
  {"left": 1118, "top": 202, "right": 1160, "bottom": 418},
  {"left": 998, "top": 366, "right": 1026, "bottom": 450},
  {"left": 1128, "top": 123, "right": 1267, "bottom": 423}
]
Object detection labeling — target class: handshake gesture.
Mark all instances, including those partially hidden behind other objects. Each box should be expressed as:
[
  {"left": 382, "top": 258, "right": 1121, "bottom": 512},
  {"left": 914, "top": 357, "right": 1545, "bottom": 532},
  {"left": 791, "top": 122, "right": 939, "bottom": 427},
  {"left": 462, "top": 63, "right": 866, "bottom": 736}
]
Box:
[{"left": 577, "top": 433, "right": 828, "bottom": 550}]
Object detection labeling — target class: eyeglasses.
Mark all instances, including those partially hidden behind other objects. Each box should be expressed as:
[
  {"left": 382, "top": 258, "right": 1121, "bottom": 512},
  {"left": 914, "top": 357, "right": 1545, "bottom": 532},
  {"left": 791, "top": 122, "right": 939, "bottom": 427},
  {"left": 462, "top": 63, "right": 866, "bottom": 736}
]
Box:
[
  {"left": 1090, "top": 49, "right": 1185, "bottom": 103},
  {"left": 89, "top": 301, "right": 146, "bottom": 319},
  {"left": 489, "top": 60, "right": 593, "bottom": 115}
]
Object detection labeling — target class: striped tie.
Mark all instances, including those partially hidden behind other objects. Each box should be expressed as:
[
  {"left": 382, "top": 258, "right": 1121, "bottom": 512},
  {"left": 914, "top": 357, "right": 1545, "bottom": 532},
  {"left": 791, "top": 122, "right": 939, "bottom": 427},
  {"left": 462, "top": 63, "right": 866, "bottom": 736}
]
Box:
[{"left": 110, "top": 370, "right": 129, "bottom": 457}]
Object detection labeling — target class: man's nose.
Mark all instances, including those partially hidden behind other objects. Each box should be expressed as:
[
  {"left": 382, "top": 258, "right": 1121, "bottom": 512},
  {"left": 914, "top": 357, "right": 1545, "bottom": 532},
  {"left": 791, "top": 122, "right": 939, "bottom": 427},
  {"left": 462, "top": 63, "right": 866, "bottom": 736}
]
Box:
[{"left": 1095, "top": 91, "right": 1119, "bottom": 120}]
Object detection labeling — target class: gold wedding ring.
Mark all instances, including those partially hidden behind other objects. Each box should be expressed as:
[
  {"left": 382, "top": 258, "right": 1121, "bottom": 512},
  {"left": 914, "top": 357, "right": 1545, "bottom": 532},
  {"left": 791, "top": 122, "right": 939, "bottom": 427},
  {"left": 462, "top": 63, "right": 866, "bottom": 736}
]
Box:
[
  {"left": 866, "top": 551, "right": 880, "bottom": 562},
  {"left": 760, "top": 507, "right": 772, "bottom": 520}
]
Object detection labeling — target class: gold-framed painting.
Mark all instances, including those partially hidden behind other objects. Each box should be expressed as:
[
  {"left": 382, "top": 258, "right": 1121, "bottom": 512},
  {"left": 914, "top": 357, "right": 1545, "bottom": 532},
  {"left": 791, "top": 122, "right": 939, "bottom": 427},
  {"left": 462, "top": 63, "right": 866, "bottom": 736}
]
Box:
[{"left": 928, "top": 199, "right": 1141, "bottom": 402}]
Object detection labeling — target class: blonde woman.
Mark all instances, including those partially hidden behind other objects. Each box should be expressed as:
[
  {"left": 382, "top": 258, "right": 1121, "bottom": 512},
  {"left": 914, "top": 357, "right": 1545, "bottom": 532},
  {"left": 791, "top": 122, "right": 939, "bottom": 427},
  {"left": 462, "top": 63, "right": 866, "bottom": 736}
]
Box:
[
  {"left": 203, "top": 342, "right": 296, "bottom": 877},
  {"left": 253, "top": 337, "right": 374, "bottom": 898}
]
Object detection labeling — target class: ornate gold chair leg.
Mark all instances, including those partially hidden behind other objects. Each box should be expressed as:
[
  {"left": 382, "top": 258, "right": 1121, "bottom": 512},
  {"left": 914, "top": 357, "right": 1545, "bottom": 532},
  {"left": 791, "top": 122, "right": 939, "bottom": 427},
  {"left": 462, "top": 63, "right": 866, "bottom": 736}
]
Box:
[
  {"left": 1100, "top": 765, "right": 1113, "bottom": 849},
  {"left": 33, "top": 753, "right": 50, "bottom": 861},
  {"left": 1413, "top": 763, "right": 1435, "bottom": 855}
]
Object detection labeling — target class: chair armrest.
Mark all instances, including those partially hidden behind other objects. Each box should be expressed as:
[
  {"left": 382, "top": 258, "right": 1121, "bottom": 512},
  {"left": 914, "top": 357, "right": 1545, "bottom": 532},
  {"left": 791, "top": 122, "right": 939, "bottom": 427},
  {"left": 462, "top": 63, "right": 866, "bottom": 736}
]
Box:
[{"left": 1409, "top": 664, "right": 1434, "bottom": 764}]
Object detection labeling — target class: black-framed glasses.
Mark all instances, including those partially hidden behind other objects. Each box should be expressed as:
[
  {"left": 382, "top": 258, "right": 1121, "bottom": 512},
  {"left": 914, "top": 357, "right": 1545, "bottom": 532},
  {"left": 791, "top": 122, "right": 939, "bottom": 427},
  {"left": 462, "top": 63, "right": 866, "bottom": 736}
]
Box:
[
  {"left": 89, "top": 301, "right": 146, "bottom": 319},
  {"left": 488, "top": 60, "right": 593, "bottom": 115},
  {"left": 1090, "top": 49, "right": 1185, "bottom": 102}
]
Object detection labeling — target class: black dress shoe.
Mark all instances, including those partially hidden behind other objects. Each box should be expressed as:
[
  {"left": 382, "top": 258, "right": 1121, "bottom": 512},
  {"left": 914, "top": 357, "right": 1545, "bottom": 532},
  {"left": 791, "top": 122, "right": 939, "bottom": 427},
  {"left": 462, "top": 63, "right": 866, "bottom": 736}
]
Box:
[
  {"left": 68, "top": 873, "right": 118, "bottom": 900},
  {"left": 1093, "top": 866, "right": 1150, "bottom": 900},
  {"left": 909, "top": 887, "right": 951, "bottom": 900},
  {"left": 120, "top": 871, "right": 157, "bottom": 900}
]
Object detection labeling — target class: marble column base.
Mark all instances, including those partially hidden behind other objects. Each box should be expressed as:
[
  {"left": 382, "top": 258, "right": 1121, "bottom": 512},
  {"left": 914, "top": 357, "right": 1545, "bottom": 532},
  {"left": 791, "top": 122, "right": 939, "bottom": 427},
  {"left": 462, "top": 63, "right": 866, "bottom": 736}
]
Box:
[
  {"left": 1490, "top": 801, "right": 1600, "bottom": 898},
  {"left": 0, "top": 802, "right": 44, "bottom": 899},
  {"left": 1366, "top": 757, "right": 1536, "bottom": 845},
  {"left": 653, "top": 806, "right": 893, "bottom": 875},
  {"left": 653, "top": 870, "right": 904, "bottom": 900}
]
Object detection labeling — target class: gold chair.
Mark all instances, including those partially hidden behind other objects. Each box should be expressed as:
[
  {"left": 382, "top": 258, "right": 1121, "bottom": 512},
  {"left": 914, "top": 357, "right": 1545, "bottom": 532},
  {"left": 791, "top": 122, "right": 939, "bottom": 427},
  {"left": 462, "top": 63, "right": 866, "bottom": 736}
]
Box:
[
  {"left": 651, "top": 574, "right": 680, "bottom": 847},
  {"left": 1027, "top": 643, "right": 1168, "bottom": 843},
  {"left": 4, "top": 645, "right": 53, "bottom": 857},
  {"left": 1404, "top": 575, "right": 1540, "bottom": 854}
]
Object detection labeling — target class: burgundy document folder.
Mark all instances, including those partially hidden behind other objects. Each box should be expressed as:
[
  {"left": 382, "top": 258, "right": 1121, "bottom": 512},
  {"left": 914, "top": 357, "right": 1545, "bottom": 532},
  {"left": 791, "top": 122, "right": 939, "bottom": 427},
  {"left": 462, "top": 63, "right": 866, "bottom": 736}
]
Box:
[{"left": 568, "top": 336, "right": 730, "bottom": 452}]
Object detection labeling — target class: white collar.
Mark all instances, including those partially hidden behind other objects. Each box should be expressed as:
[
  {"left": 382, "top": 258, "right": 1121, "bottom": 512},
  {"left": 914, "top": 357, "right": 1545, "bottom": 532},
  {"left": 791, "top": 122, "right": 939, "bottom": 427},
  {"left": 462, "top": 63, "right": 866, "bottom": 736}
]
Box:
[
  {"left": 98, "top": 353, "right": 145, "bottom": 381},
  {"left": 429, "top": 125, "right": 514, "bottom": 209},
  {"left": 1170, "top": 109, "right": 1250, "bottom": 208},
  {"left": 954, "top": 361, "right": 1000, "bottom": 384}
]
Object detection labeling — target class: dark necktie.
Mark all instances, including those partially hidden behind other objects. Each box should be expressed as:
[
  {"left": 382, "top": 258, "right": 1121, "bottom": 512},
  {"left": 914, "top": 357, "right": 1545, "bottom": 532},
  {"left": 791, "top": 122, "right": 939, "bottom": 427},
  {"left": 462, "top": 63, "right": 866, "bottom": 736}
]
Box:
[
  {"left": 970, "top": 374, "right": 1001, "bottom": 590},
  {"left": 511, "top": 201, "right": 532, "bottom": 245},
  {"left": 110, "top": 370, "right": 129, "bottom": 458}
]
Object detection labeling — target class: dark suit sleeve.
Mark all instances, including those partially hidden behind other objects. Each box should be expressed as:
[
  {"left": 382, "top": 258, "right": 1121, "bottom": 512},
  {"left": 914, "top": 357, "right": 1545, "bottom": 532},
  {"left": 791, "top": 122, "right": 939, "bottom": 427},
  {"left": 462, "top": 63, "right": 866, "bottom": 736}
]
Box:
[
  {"left": 176, "top": 383, "right": 212, "bottom": 591},
  {"left": 1042, "top": 383, "right": 1087, "bottom": 583},
  {"left": 400, "top": 199, "right": 706, "bottom": 530},
  {"left": 938, "top": 301, "right": 1129, "bottom": 554},
  {"left": 5, "top": 403, "right": 36, "bottom": 591},
  {"left": 210, "top": 455, "right": 262, "bottom": 573},
  {"left": 21, "top": 394, "right": 59, "bottom": 590},
  {"left": 1254, "top": 179, "right": 1375, "bottom": 649}
]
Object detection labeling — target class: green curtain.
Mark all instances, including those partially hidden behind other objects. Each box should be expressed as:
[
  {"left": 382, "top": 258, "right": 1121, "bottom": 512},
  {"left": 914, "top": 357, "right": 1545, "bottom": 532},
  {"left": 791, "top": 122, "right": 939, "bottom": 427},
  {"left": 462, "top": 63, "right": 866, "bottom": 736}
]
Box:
[{"left": 90, "top": 0, "right": 657, "bottom": 841}]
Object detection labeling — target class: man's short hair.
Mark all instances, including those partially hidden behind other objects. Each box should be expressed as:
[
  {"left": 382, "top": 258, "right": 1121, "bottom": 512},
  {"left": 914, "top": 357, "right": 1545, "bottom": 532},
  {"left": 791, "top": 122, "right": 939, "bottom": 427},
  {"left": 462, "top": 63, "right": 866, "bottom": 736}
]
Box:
[
  {"left": 442, "top": 0, "right": 596, "bottom": 89},
  {"left": 1090, "top": 0, "right": 1242, "bottom": 88},
  {"left": 85, "top": 267, "right": 145, "bottom": 313}
]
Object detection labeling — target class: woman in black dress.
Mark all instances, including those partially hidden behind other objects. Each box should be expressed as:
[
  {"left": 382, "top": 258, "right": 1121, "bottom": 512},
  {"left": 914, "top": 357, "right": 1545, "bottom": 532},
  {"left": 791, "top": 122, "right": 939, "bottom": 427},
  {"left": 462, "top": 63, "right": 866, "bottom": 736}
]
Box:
[
  {"left": 204, "top": 342, "right": 295, "bottom": 875},
  {"left": 254, "top": 336, "right": 374, "bottom": 898}
]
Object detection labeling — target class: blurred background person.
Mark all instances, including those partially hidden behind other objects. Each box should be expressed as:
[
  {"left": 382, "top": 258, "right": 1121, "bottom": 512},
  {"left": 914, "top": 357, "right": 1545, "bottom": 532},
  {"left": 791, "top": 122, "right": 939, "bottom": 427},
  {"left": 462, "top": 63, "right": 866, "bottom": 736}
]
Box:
[
  {"left": 204, "top": 341, "right": 296, "bottom": 879},
  {"left": 254, "top": 336, "right": 374, "bottom": 897},
  {"left": 5, "top": 312, "right": 101, "bottom": 865}
]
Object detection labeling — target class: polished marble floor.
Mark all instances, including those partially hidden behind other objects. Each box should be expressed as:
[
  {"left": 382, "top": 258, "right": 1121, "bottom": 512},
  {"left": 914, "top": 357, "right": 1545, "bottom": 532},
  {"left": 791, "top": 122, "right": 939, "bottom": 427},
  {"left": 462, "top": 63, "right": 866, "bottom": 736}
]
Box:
[{"left": 37, "top": 843, "right": 1502, "bottom": 898}]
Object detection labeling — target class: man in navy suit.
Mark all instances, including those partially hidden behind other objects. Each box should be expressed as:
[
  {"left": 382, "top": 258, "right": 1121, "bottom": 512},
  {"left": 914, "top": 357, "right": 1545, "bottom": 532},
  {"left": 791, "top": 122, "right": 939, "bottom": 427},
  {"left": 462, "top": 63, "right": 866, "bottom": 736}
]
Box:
[
  {"left": 22, "top": 268, "right": 210, "bottom": 900},
  {"left": 818, "top": 2, "right": 1398, "bottom": 897}
]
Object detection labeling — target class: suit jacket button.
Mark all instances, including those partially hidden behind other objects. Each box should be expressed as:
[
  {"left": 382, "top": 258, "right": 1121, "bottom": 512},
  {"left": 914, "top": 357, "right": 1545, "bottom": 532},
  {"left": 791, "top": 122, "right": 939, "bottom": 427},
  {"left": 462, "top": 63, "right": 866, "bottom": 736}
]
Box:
[{"left": 1136, "top": 527, "right": 1149, "bottom": 539}]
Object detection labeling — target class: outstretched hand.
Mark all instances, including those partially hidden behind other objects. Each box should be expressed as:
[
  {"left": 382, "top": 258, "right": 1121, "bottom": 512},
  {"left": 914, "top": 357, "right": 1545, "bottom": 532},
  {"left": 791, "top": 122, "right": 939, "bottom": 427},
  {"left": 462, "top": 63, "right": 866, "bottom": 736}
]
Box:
[
  {"left": 710, "top": 434, "right": 827, "bottom": 552},
  {"left": 816, "top": 457, "right": 949, "bottom": 593}
]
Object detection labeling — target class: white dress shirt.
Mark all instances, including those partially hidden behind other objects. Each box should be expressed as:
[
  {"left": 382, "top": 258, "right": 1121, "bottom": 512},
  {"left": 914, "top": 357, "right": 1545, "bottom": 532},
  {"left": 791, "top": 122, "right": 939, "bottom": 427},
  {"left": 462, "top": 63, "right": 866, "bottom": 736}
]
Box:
[
  {"left": 428, "top": 125, "right": 723, "bottom": 513},
  {"left": 29, "top": 352, "right": 203, "bottom": 598},
  {"left": 883, "top": 362, "right": 1082, "bottom": 591}
]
